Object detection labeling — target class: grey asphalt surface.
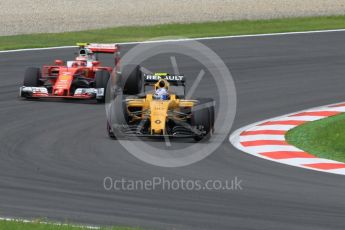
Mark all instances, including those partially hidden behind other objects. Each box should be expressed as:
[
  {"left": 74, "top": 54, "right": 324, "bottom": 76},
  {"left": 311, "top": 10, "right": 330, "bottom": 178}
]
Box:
[{"left": 1, "top": 32, "right": 345, "bottom": 230}]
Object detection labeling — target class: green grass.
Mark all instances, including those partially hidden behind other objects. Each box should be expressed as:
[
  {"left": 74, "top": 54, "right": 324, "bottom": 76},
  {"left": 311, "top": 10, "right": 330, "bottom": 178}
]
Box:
[
  {"left": 286, "top": 113, "right": 345, "bottom": 162},
  {"left": 0, "top": 219, "right": 140, "bottom": 230},
  {"left": 1, "top": 15, "right": 345, "bottom": 50}
]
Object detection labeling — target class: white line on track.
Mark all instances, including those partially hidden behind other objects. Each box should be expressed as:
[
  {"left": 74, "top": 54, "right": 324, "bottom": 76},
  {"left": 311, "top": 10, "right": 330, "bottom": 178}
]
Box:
[
  {"left": 1, "top": 28, "right": 345, "bottom": 54},
  {"left": 0, "top": 216, "right": 100, "bottom": 229}
]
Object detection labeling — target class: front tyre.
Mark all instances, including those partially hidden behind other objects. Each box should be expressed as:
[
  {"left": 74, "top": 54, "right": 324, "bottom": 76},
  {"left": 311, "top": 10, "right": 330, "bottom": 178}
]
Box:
[
  {"left": 95, "top": 70, "right": 110, "bottom": 103},
  {"left": 192, "top": 98, "right": 215, "bottom": 141},
  {"left": 107, "top": 122, "right": 116, "bottom": 139},
  {"left": 24, "top": 67, "right": 41, "bottom": 87},
  {"left": 197, "top": 98, "right": 215, "bottom": 133}
]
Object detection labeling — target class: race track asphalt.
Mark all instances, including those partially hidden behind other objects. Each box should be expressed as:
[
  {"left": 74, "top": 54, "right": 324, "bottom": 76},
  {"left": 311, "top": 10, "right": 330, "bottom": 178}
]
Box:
[{"left": 0, "top": 32, "right": 345, "bottom": 230}]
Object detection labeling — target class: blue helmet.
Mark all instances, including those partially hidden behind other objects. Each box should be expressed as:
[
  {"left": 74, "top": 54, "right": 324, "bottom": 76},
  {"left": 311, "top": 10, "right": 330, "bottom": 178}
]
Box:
[{"left": 154, "top": 88, "right": 169, "bottom": 100}]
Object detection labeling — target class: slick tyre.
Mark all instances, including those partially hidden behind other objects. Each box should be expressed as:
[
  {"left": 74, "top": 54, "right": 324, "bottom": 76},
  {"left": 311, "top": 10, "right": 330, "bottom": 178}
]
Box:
[
  {"left": 24, "top": 67, "right": 41, "bottom": 87},
  {"left": 107, "top": 94, "right": 128, "bottom": 140},
  {"left": 107, "top": 122, "right": 116, "bottom": 139},
  {"left": 122, "top": 65, "right": 142, "bottom": 95},
  {"left": 197, "top": 98, "right": 215, "bottom": 132},
  {"left": 95, "top": 70, "right": 110, "bottom": 103},
  {"left": 192, "top": 98, "right": 215, "bottom": 141}
]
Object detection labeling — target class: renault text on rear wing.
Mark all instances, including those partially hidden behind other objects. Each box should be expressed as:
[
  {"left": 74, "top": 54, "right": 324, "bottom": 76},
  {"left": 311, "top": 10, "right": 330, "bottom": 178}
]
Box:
[{"left": 144, "top": 74, "right": 185, "bottom": 83}]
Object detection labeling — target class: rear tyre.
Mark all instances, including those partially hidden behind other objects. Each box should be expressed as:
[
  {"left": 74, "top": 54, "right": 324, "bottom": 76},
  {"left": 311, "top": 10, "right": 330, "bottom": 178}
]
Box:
[
  {"left": 122, "top": 65, "right": 142, "bottom": 95},
  {"left": 24, "top": 67, "right": 41, "bottom": 86},
  {"left": 95, "top": 70, "right": 110, "bottom": 103}
]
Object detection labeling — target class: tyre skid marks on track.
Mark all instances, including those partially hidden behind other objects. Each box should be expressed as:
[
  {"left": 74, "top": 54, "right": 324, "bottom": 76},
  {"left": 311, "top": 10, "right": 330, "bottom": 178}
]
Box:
[{"left": 230, "top": 102, "right": 345, "bottom": 175}]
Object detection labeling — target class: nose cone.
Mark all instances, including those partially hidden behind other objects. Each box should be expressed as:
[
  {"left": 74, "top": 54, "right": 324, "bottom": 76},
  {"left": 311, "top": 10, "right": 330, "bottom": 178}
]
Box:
[
  {"left": 54, "top": 88, "right": 65, "bottom": 96},
  {"left": 53, "top": 74, "right": 73, "bottom": 96},
  {"left": 150, "top": 100, "right": 170, "bottom": 134}
]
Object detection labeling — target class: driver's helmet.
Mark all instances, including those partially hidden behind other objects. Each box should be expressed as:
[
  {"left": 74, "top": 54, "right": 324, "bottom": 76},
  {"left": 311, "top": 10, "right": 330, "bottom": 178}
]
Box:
[
  {"left": 153, "top": 88, "right": 169, "bottom": 100},
  {"left": 76, "top": 48, "right": 95, "bottom": 61}
]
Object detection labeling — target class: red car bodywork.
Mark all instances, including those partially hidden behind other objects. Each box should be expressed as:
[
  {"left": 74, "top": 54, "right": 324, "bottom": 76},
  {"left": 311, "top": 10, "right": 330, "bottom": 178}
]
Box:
[
  {"left": 20, "top": 43, "right": 120, "bottom": 100},
  {"left": 40, "top": 60, "right": 112, "bottom": 99}
]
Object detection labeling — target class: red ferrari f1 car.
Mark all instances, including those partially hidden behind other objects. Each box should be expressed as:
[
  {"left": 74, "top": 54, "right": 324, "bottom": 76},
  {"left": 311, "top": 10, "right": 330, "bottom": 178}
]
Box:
[{"left": 19, "top": 43, "right": 119, "bottom": 103}]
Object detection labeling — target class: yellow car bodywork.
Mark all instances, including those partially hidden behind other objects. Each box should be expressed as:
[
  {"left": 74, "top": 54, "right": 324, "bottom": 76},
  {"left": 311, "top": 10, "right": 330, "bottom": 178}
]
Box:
[{"left": 125, "top": 79, "right": 196, "bottom": 135}]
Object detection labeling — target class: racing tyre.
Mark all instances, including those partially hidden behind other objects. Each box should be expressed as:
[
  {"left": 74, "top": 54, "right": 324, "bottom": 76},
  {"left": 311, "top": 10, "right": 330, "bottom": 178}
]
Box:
[
  {"left": 107, "top": 94, "right": 128, "bottom": 140},
  {"left": 107, "top": 122, "right": 116, "bottom": 139},
  {"left": 95, "top": 70, "right": 110, "bottom": 103},
  {"left": 192, "top": 98, "right": 215, "bottom": 141},
  {"left": 122, "top": 64, "right": 142, "bottom": 95},
  {"left": 24, "top": 67, "right": 41, "bottom": 86},
  {"left": 197, "top": 98, "right": 215, "bottom": 132}
]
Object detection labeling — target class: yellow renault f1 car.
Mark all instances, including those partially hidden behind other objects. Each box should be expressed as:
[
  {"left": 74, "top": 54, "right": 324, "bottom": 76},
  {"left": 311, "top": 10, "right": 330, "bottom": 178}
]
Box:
[{"left": 107, "top": 68, "right": 215, "bottom": 141}]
